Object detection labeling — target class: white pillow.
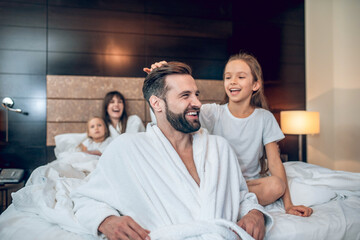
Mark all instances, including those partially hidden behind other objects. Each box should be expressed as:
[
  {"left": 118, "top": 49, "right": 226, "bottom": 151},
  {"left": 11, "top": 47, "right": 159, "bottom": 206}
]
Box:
[
  {"left": 289, "top": 179, "right": 336, "bottom": 207},
  {"left": 54, "top": 133, "right": 87, "bottom": 158}
]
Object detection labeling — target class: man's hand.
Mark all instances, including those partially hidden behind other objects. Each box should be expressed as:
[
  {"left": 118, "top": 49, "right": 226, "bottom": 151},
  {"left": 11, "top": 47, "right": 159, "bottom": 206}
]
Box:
[
  {"left": 143, "top": 61, "right": 168, "bottom": 74},
  {"left": 98, "top": 215, "right": 150, "bottom": 240},
  {"left": 237, "top": 210, "right": 265, "bottom": 240},
  {"left": 286, "top": 205, "right": 313, "bottom": 217}
]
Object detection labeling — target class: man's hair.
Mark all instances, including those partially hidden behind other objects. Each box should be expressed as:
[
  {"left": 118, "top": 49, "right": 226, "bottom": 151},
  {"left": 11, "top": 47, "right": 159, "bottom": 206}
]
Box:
[{"left": 142, "top": 62, "right": 192, "bottom": 106}]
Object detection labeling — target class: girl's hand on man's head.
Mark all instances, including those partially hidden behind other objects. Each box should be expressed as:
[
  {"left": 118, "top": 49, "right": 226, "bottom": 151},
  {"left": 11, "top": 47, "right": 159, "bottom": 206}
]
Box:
[{"left": 143, "top": 61, "right": 168, "bottom": 74}]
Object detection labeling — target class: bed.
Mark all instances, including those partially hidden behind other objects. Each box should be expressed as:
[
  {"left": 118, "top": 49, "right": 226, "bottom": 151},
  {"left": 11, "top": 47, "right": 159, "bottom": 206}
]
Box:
[
  {"left": 1, "top": 76, "right": 360, "bottom": 239},
  {"left": 0, "top": 132, "right": 360, "bottom": 240}
]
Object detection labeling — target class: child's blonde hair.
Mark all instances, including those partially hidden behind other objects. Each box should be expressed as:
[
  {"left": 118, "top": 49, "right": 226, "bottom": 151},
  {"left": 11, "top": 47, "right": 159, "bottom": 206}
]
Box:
[
  {"left": 223, "top": 52, "right": 270, "bottom": 175},
  {"left": 86, "top": 116, "right": 109, "bottom": 140},
  {"left": 222, "top": 52, "right": 269, "bottom": 110}
]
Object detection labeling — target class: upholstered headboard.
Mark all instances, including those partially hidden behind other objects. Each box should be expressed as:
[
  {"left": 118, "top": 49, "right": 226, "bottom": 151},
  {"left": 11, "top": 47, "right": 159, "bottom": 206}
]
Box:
[{"left": 46, "top": 75, "right": 225, "bottom": 146}]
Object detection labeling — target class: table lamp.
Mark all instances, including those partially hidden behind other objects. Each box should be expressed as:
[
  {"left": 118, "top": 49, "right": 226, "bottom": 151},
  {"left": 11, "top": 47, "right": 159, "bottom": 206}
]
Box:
[{"left": 280, "top": 111, "right": 320, "bottom": 162}]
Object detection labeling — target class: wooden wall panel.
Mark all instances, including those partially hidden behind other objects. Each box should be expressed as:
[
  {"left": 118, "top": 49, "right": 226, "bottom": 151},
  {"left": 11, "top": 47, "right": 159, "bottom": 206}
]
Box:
[
  {"left": 48, "top": 30, "right": 146, "bottom": 55},
  {"left": 1, "top": 0, "right": 306, "bottom": 172},
  {"left": 144, "top": 0, "right": 232, "bottom": 20},
  {"left": 230, "top": 1, "right": 305, "bottom": 161},
  {"left": 145, "top": 36, "right": 228, "bottom": 60},
  {"left": 48, "top": 7, "right": 145, "bottom": 34},
  {"left": 0, "top": 2, "right": 46, "bottom": 27},
  {"left": 147, "top": 57, "right": 226, "bottom": 80},
  {"left": 0, "top": 50, "right": 46, "bottom": 74},
  {"left": 0, "top": 75, "right": 46, "bottom": 98},
  {"left": 103, "top": 55, "right": 147, "bottom": 77},
  {"left": 0, "top": 26, "right": 46, "bottom": 51},
  {"left": 145, "top": 15, "right": 232, "bottom": 39},
  {"left": 0, "top": 1, "right": 47, "bottom": 173},
  {"left": 48, "top": 52, "right": 147, "bottom": 76},
  {"left": 48, "top": 0, "right": 145, "bottom": 12}
]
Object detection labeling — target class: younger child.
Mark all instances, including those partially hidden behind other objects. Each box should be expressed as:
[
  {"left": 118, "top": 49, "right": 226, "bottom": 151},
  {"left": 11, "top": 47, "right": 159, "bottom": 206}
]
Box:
[{"left": 80, "top": 117, "right": 112, "bottom": 156}]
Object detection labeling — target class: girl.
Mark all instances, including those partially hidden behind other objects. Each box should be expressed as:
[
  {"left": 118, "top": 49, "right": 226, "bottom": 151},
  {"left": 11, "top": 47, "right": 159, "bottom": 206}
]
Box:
[
  {"left": 80, "top": 117, "right": 112, "bottom": 156},
  {"left": 103, "top": 91, "right": 145, "bottom": 138},
  {"left": 200, "top": 53, "right": 312, "bottom": 217}
]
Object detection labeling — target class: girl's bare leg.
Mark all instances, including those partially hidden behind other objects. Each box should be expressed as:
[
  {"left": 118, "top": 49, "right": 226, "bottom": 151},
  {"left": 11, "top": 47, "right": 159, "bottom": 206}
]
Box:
[{"left": 247, "top": 176, "right": 286, "bottom": 206}]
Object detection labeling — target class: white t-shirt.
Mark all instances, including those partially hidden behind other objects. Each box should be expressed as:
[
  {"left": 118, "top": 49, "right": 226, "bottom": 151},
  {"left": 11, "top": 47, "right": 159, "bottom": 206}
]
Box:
[
  {"left": 109, "top": 115, "right": 145, "bottom": 138},
  {"left": 81, "top": 137, "right": 112, "bottom": 153},
  {"left": 200, "top": 103, "right": 284, "bottom": 179}
]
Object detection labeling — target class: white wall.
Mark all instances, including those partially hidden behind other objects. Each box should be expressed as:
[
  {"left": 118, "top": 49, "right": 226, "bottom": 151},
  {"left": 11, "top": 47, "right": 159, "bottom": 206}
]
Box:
[{"left": 306, "top": 0, "right": 360, "bottom": 172}]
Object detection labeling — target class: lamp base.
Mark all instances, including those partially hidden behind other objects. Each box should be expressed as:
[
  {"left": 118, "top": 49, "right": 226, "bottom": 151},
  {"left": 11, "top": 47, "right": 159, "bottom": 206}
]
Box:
[
  {"left": 298, "top": 134, "right": 307, "bottom": 162},
  {"left": 298, "top": 134, "right": 302, "bottom": 161}
]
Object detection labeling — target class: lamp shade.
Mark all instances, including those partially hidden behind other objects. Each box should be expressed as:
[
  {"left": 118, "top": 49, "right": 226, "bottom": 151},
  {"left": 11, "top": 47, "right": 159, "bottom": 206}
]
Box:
[{"left": 280, "top": 111, "right": 320, "bottom": 135}]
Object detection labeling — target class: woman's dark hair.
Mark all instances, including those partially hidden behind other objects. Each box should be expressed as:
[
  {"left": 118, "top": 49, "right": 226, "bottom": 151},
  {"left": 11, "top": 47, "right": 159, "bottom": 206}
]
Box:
[{"left": 102, "top": 91, "right": 128, "bottom": 134}]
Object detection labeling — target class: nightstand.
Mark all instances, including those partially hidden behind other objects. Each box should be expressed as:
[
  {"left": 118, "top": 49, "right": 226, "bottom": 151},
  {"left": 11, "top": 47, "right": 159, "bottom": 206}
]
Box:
[{"left": 0, "top": 181, "right": 25, "bottom": 214}]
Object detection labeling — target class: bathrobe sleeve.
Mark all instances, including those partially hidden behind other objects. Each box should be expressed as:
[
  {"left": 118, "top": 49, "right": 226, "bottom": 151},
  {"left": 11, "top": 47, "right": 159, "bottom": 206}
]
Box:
[{"left": 71, "top": 153, "right": 122, "bottom": 236}]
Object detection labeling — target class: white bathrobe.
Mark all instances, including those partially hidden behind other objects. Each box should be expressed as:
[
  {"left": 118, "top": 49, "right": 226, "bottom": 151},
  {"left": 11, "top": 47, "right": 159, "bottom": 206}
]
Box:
[{"left": 71, "top": 124, "right": 273, "bottom": 240}]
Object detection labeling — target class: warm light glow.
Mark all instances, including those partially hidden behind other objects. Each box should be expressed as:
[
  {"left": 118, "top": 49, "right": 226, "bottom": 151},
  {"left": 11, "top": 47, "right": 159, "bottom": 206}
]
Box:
[{"left": 280, "top": 111, "right": 320, "bottom": 135}]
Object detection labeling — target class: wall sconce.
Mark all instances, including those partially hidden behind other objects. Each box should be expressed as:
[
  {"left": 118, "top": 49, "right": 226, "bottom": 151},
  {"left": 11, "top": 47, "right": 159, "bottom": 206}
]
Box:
[
  {"left": 280, "top": 111, "right": 320, "bottom": 162},
  {"left": 1, "top": 97, "right": 28, "bottom": 142}
]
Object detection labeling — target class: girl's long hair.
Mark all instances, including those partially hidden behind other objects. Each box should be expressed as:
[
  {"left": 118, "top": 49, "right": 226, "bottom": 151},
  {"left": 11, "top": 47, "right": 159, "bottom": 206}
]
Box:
[
  {"left": 102, "top": 91, "right": 128, "bottom": 134},
  {"left": 223, "top": 52, "right": 269, "bottom": 175}
]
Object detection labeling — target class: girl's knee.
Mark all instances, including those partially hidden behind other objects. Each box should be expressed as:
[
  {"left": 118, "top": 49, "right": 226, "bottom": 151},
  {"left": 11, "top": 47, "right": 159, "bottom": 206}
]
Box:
[{"left": 270, "top": 176, "right": 286, "bottom": 198}]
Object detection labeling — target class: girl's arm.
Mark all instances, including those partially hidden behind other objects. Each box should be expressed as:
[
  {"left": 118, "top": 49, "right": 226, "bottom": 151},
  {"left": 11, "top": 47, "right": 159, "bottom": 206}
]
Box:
[
  {"left": 80, "top": 143, "right": 102, "bottom": 156},
  {"left": 80, "top": 143, "right": 88, "bottom": 152},
  {"left": 266, "top": 142, "right": 313, "bottom": 217}
]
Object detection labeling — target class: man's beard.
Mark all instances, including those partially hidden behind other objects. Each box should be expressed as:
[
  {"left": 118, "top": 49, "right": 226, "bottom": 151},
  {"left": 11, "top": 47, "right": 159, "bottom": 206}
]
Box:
[{"left": 164, "top": 100, "right": 201, "bottom": 134}]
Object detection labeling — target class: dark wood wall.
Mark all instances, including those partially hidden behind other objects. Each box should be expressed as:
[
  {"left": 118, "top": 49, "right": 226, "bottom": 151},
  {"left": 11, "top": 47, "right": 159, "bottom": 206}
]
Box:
[
  {"left": 229, "top": 0, "right": 306, "bottom": 162},
  {"left": 0, "top": 0, "right": 305, "bottom": 175}
]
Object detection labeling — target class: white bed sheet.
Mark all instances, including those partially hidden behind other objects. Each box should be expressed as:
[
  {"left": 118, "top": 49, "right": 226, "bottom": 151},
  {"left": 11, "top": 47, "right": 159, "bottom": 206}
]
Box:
[
  {"left": 1, "top": 196, "right": 359, "bottom": 240},
  {"left": 0, "top": 153, "right": 359, "bottom": 240}
]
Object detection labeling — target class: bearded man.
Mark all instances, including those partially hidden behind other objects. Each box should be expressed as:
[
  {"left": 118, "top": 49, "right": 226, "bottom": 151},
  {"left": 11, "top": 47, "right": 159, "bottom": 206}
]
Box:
[{"left": 71, "top": 62, "right": 272, "bottom": 240}]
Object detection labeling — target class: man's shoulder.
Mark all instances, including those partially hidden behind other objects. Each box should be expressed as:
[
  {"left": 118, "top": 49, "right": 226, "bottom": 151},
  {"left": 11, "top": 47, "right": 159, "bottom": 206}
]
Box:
[{"left": 107, "top": 131, "right": 149, "bottom": 150}]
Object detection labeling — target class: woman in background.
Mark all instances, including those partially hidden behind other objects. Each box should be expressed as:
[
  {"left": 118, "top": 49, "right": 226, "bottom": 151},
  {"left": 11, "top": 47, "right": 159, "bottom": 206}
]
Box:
[{"left": 103, "top": 91, "right": 145, "bottom": 138}]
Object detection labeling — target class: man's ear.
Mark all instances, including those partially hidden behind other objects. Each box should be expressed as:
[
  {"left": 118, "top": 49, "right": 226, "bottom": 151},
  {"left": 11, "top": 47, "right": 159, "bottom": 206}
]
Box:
[{"left": 149, "top": 95, "right": 163, "bottom": 113}]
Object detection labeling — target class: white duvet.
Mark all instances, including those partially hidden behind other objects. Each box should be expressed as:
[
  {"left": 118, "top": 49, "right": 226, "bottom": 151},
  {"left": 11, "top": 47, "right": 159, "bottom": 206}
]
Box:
[
  {"left": 11, "top": 151, "right": 98, "bottom": 235},
  {"left": 0, "top": 132, "right": 359, "bottom": 240}
]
